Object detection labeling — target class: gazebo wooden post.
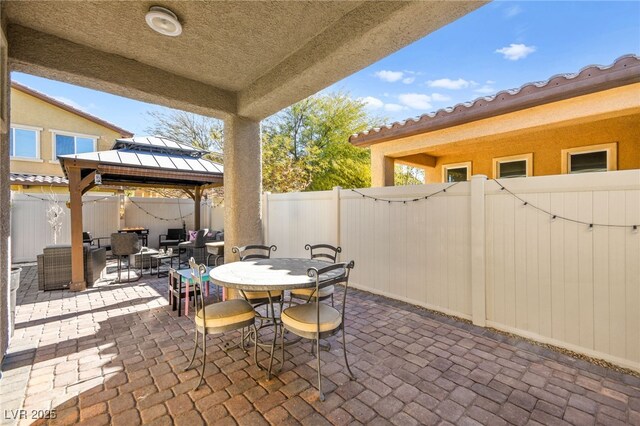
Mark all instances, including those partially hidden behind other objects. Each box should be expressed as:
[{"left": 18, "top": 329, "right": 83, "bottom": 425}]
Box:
[
  {"left": 68, "top": 167, "right": 86, "bottom": 292},
  {"left": 194, "top": 186, "right": 202, "bottom": 230}
]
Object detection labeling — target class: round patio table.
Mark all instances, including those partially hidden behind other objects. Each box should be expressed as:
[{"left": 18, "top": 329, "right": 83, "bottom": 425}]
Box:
[
  {"left": 209, "top": 258, "right": 346, "bottom": 373},
  {"left": 210, "top": 257, "right": 344, "bottom": 292}
]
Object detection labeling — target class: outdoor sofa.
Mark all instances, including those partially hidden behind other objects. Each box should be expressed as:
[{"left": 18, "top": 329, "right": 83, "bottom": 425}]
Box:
[{"left": 37, "top": 244, "right": 106, "bottom": 291}]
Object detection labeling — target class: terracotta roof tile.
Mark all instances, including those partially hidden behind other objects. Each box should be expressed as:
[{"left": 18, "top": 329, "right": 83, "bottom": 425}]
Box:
[{"left": 350, "top": 54, "right": 640, "bottom": 146}]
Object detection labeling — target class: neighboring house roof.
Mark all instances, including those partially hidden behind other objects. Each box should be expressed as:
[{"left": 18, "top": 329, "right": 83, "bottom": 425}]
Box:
[
  {"left": 350, "top": 54, "right": 640, "bottom": 147},
  {"left": 10, "top": 173, "right": 69, "bottom": 186},
  {"left": 58, "top": 136, "right": 223, "bottom": 181},
  {"left": 11, "top": 81, "right": 134, "bottom": 137}
]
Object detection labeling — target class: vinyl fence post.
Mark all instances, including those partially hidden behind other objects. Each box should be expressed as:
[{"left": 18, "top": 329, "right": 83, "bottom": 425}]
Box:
[
  {"left": 471, "top": 175, "right": 487, "bottom": 326},
  {"left": 333, "top": 186, "right": 341, "bottom": 259}
]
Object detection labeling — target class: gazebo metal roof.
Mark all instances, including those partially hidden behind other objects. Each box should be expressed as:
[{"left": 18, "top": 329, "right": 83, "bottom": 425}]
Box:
[{"left": 58, "top": 136, "right": 223, "bottom": 188}]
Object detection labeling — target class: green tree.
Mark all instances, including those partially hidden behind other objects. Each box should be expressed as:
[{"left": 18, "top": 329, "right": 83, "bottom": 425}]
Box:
[
  {"left": 263, "top": 92, "right": 379, "bottom": 192},
  {"left": 395, "top": 164, "right": 425, "bottom": 186},
  {"left": 145, "top": 110, "right": 223, "bottom": 163}
]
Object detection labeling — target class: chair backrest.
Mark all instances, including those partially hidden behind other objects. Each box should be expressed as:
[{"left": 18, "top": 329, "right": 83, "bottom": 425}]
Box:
[
  {"left": 305, "top": 244, "right": 341, "bottom": 263},
  {"left": 307, "top": 261, "right": 355, "bottom": 326},
  {"left": 167, "top": 228, "right": 185, "bottom": 239},
  {"left": 110, "top": 233, "right": 140, "bottom": 256},
  {"left": 232, "top": 244, "right": 277, "bottom": 261},
  {"left": 83, "top": 232, "right": 92, "bottom": 243},
  {"left": 189, "top": 257, "right": 209, "bottom": 327},
  {"left": 193, "top": 229, "right": 209, "bottom": 248}
]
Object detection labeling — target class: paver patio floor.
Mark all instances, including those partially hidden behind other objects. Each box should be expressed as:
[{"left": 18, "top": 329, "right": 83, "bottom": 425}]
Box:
[{"left": 1, "top": 264, "right": 639, "bottom": 426}]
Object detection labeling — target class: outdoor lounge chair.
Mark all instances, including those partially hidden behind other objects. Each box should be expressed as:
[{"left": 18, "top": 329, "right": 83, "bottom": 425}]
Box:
[
  {"left": 37, "top": 244, "right": 106, "bottom": 291},
  {"left": 279, "top": 261, "right": 355, "bottom": 401},
  {"left": 290, "top": 244, "right": 341, "bottom": 306},
  {"left": 159, "top": 228, "right": 186, "bottom": 251}
]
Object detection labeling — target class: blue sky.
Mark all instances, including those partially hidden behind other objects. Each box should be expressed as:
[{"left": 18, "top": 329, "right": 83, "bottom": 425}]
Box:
[{"left": 12, "top": 1, "right": 640, "bottom": 134}]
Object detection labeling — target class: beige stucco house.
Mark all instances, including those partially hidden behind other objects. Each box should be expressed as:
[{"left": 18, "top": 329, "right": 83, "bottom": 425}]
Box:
[
  {"left": 9, "top": 82, "right": 132, "bottom": 192},
  {"left": 350, "top": 55, "right": 640, "bottom": 186}
]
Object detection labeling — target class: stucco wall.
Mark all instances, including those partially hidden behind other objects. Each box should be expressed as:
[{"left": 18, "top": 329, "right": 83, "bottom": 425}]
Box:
[
  {"left": 9, "top": 87, "right": 125, "bottom": 177},
  {"left": 422, "top": 114, "right": 640, "bottom": 183},
  {"left": 370, "top": 84, "right": 640, "bottom": 185}
]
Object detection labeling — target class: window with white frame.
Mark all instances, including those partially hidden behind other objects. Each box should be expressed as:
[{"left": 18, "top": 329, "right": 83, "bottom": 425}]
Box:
[
  {"left": 493, "top": 153, "right": 533, "bottom": 178},
  {"left": 442, "top": 162, "right": 471, "bottom": 182},
  {"left": 9, "top": 125, "right": 40, "bottom": 159},
  {"left": 53, "top": 131, "right": 96, "bottom": 157},
  {"left": 561, "top": 143, "right": 617, "bottom": 174}
]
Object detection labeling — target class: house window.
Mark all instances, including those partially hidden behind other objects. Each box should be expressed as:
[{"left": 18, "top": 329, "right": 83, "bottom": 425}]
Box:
[
  {"left": 53, "top": 132, "right": 97, "bottom": 158},
  {"left": 561, "top": 143, "right": 617, "bottom": 174},
  {"left": 9, "top": 126, "right": 40, "bottom": 159},
  {"left": 493, "top": 153, "right": 533, "bottom": 178},
  {"left": 442, "top": 162, "right": 471, "bottom": 182}
]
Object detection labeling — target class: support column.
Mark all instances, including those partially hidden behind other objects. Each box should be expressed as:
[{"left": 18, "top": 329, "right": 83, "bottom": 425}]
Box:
[
  {"left": 223, "top": 115, "right": 262, "bottom": 272},
  {"left": 194, "top": 186, "right": 202, "bottom": 230},
  {"left": 68, "top": 167, "right": 86, "bottom": 291},
  {"left": 0, "top": 13, "right": 11, "bottom": 359},
  {"left": 470, "top": 174, "right": 487, "bottom": 326},
  {"left": 371, "top": 149, "right": 395, "bottom": 187}
]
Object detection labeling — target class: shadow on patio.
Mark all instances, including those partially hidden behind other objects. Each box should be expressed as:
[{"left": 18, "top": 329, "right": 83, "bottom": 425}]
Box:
[{"left": 1, "top": 265, "right": 639, "bottom": 426}]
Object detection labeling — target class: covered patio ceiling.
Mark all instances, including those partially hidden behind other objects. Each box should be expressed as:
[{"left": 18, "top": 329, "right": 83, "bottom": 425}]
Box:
[{"left": 4, "top": 1, "right": 485, "bottom": 120}]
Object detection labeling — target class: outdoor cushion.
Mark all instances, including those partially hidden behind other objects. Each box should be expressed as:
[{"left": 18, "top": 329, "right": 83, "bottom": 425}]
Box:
[
  {"left": 291, "top": 285, "right": 334, "bottom": 298},
  {"left": 281, "top": 303, "right": 342, "bottom": 333},
  {"left": 243, "top": 290, "right": 283, "bottom": 300},
  {"left": 195, "top": 299, "right": 255, "bottom": 328}
]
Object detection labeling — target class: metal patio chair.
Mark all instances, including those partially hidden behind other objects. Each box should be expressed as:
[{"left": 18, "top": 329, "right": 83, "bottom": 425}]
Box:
[
  {"left": 232, "top": 245, "right": 283, "bottom": 312},
  {"left": 279, "top": 260, "right": 356, "bottom": 401},
  {"left": 184, "top": 258, "right": 258, "bottom": 390},
  {"left": 290, "top": 244, "right": 341, "bottom": 306},
  {"left": 110, "top": 232, "right": 141, "bottom": 283}
]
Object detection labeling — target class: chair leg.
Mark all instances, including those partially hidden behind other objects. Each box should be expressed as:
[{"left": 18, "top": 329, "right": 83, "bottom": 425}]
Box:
[
  {"left": 342, "top": 328, "right": 355, "bottom": 380},
  {"left": 253, "top": 324, "right": 259, "bottom": 368},
  {"left": 267, "top": 321, "right": 279, "bottom": 380},
  {"left": 331, "top": 293, "right": 335, "bottom": 307},
  {"left": 280, "top": 325, "right": 285, "bottom": 371},
  {"left": 185, "top": 328, "right": 199, "bottom": 372},
  {"left": 316, "top": 334, "right": 324, "bottom": 401},
  {"left": 196, "top": 329, "right": 207, "bottom": 389}
]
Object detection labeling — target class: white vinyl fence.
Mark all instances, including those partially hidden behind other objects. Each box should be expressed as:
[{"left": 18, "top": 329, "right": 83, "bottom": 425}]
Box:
[
  {"left": 11, "top": 194, "right": 224, "bottom": 263},
  {"left": 263, "top": 170, "right": 640, "bottom": 372}
]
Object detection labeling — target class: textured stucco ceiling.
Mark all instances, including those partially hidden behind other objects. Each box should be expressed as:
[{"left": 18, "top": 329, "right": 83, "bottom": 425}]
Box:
[{"left": 4, "top": 1, "right": 485, "bottom": 120}]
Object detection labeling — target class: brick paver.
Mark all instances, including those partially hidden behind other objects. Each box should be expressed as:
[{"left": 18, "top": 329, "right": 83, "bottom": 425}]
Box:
[{"left": 1, "top": 264, "right": 639, "bottom": 425}]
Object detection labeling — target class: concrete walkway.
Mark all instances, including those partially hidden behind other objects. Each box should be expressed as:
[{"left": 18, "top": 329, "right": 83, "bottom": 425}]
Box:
[{"left": 1, "top": 265, "right": 639, "bottom": 425}]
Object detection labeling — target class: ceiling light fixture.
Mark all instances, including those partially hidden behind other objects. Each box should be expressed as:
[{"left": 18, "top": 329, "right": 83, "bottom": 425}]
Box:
[{"left": 145, "top": 6, "right": 182, "bottom": 37}]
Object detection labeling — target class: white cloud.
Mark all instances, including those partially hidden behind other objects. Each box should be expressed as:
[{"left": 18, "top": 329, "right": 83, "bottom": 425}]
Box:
[
  {"left": 384, "top": 103, "right": 406, "bottom": 112},
  {"left": 398, "top": 93, "right": 432, "bottom": 110},
  {"left": 402, "top": 77, "right": 415, "bottom": 84},
  {"left": 374, "top": 70, "right": 404, "bottom": 82},
  {"left": 474, "top": 83, "right": 496, "bottom": 94},
  {"left": 427, "top": 78, "right": 473, "bottom": 90},
  {"left": 495, "top": 43, "right": 536, "bottom": 61},
  {"left": 360, "top": 96, "right": 407, "bottom": 112},
  {"left": 53, "top": 96, "right": 85, "bottom": 110},
  {"left": 504, "top": 5, "right": 522, "bottom": 18},
  {"left": 361, "top": 96, "right": 384, "bottom": 109},
  {"left": 431, "top": 93, "right": 452, "bottom": 102}
]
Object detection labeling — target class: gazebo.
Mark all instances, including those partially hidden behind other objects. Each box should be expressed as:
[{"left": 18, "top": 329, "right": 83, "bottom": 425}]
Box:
[{"left": 58, "top": 136, "right": 223, "bottom": 291}]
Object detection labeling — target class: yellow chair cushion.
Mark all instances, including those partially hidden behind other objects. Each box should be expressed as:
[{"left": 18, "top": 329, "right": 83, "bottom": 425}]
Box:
[
  {"left": 281, "top": 303, "right": 342, "bottom": 333},
  {"left": 195, "top": 299, "right": 255, "bottom": 328},
  {"left": 291, "top": 285, "right": 335, "bottom": 299},
  {"left": 243, "top": 290, "right": 283, "bottom": 300}
]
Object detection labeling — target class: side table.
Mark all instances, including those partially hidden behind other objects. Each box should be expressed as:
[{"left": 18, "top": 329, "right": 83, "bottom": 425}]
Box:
[{"left": 151, "top": 253, "right": 179, "bottom": 278}]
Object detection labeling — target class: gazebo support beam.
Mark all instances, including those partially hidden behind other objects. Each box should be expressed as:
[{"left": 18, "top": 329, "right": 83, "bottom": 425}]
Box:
[
  {"left": 194, "top": 186, "right": 202, "bottom": 230},
  {"left": 68, "top": 167, "right": 87, "bottom": 291}
]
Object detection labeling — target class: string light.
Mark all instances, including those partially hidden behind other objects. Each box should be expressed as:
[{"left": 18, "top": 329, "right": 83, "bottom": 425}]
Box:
[
  {"left": 21, "top": 193, "right": 113, "bottom": 203},
  {"left": 350, "top": 181, "right": 460, "bottom": 203},
  {"left": 494, "top": 179, "right": 638, "bottom": 231}
]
